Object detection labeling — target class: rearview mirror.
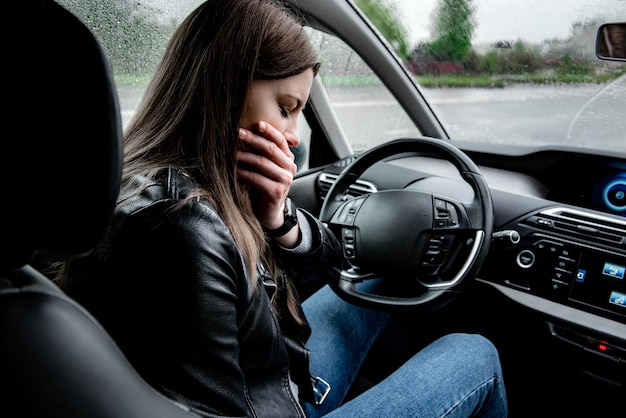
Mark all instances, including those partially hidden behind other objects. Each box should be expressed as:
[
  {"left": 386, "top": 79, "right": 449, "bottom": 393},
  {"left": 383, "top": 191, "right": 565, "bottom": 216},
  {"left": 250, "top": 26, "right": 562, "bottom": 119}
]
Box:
[{"left": 596, "top": 23, "right": 626, "bottom": 61}]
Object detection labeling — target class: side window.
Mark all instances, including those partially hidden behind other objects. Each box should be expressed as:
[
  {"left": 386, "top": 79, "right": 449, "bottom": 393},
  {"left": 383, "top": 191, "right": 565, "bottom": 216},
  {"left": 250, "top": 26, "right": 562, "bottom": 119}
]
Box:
[
  {"left": 57, "top": 0, "right": 189, "bottom": 129},
  {"left": 55, "top": 1, "right": 419, "bottom": 171},
  {"left": 58, "top": 0, "right": 315, "bottom": 173},
  {"left": 294, "top": 113, "right": 312, "bottom": 171},
  {"left": 306, "top": 28, "right": 421, "bottom": 154}
]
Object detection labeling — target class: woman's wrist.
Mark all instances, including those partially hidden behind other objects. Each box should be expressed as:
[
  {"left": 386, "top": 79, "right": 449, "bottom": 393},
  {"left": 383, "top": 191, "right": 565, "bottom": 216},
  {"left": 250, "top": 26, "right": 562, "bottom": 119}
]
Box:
[
  {"left": 274, "top": 211, "right": 314, "bottom": 252},
  {"left": 264, "top": 198, "right": 298, "bottom": 238}
]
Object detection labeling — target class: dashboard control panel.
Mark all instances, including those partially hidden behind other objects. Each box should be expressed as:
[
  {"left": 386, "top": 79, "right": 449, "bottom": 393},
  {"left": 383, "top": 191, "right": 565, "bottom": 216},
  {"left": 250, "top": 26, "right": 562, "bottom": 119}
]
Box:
[{"left": 482, "top": 207, "right": 626, "bottom": 324}]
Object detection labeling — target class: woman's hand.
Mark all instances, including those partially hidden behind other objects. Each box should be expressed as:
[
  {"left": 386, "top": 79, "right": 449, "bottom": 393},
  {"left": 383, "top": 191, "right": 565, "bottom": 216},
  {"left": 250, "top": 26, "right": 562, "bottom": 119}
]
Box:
[{"left": 237, "top": 121, "right": 300, "bottom": 246}]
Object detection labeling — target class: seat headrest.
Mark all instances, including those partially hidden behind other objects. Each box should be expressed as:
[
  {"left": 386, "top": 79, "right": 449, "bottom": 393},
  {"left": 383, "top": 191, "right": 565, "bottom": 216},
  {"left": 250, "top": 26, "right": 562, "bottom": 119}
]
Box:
[{"left": 3, "top": 1, "right": 123, "bottom": 270}]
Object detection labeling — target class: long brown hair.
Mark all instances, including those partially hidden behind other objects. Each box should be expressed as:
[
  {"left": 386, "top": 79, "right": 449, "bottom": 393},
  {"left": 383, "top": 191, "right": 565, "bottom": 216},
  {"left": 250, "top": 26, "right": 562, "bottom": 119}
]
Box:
[{"left": 122, "top": 0, "right": 319, "bottom": 321}]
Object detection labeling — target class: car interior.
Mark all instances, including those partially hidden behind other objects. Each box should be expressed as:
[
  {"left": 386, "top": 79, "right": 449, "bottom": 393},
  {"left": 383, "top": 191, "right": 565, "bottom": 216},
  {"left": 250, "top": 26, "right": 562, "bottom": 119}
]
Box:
[
  {"left": 287, "top": 3, "right": 626, "bottom": 415},
  {"left": 3, "top": 0, "right": 624, "bottom": 417}
]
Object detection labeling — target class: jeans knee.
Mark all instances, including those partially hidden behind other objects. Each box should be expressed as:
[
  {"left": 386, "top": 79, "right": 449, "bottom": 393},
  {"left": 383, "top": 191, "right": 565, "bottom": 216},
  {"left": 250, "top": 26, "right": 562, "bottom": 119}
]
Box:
[{"left": 440, "top": 333, "right": 503, "bottom": 373}]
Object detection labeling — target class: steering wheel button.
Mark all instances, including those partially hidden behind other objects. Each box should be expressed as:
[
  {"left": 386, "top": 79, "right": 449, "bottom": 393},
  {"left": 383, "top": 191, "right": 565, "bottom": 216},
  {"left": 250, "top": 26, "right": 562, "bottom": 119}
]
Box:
[
  {"left": 427, "top": 243, "right": 442, "bottom": 253},
  {"left": 435, "top": 219, "right": 447, "bottom": 228},
  {"left": 436, "top": 208, "right": 449, "bottom": 218}
]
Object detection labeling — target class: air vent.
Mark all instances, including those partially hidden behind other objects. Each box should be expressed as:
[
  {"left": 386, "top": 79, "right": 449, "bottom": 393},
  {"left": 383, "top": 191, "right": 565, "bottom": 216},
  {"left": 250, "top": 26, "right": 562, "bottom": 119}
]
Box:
[
  {"left": 332, "top": 155, "right": 358, "bottom": 168},
  {"left": 522, "top": 207, "right": 626, "bottom": 249},
  {"left": 317, "top": 172, "right": 378, "bottom": 200}
]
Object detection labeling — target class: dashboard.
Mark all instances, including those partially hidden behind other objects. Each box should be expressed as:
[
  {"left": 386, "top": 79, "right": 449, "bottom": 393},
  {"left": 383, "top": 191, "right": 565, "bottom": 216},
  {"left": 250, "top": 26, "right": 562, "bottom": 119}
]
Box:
[
  {"left": 312, "top": 145, "right": 626, "bottom": 362},
  {"left": 541, "top": 156, "right": 626, "bottom": 217},
  {"left": 592, "top": 170, "right": 626, "bottom": 216},
  {"left": 455, "top": 142, "right": 626, "bottom": 218}
]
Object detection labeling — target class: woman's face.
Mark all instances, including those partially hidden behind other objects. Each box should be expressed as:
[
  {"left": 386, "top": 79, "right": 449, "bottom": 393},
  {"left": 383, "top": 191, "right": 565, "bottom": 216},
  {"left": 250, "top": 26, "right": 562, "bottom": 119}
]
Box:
[{"left": 240, "top": 69, "right": 314, "bottom": 148}]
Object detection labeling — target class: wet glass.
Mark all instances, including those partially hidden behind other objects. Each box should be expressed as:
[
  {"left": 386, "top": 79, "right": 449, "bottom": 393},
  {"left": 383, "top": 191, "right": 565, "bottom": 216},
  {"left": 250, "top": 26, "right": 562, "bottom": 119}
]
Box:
[{"left": 58, "top": 0, "right": 626, "bottom": 159}]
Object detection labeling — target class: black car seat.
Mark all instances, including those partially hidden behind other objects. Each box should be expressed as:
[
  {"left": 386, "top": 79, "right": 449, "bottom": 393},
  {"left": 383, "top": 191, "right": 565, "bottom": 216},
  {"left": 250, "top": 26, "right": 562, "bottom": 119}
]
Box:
[{"left": 0, "top": 2, "right": 199, "bottom": 417}]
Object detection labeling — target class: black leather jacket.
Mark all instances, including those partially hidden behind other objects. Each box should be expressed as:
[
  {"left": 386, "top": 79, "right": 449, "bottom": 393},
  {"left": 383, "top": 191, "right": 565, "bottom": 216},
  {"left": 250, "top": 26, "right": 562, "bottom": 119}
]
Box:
[{"left": 66, "top": 167, "right": 343, "bottom": 418}]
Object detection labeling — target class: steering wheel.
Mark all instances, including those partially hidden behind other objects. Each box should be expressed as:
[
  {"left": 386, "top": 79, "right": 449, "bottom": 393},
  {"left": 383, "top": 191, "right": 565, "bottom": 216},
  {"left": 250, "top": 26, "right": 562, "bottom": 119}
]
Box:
[{"left": 319, "top": 137, "right": 494, "bottom": 311}]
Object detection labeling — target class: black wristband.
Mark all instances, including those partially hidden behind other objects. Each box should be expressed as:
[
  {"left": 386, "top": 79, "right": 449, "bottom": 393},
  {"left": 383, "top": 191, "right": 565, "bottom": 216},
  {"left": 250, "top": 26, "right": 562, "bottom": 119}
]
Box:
[{"left": 264, "top": 198, "right": 298, "bottom": 238}]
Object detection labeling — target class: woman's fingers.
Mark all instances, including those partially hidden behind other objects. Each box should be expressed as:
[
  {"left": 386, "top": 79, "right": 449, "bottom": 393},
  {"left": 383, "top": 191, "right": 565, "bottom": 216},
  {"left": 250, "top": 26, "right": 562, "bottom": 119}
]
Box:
[
  {"left": 239, "top": 123, "right": 296, "bottom": 170},
  {"left": 237, "top": 122, "right": 295, "bottom": 221}
]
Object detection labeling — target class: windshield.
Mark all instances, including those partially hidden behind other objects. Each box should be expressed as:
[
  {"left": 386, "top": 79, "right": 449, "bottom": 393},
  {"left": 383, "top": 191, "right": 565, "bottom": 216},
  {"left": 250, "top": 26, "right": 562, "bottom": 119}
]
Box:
[
  {"left": 368, "top": 0, "right": 626, "bottom": 153},
  {"left": 58, "top": 0, "right": 625, "bottom": 160}
]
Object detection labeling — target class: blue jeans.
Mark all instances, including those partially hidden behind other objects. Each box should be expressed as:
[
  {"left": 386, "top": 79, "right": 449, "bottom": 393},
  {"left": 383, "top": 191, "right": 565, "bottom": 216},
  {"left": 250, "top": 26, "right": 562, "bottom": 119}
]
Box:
[{"left": 302, "top": 284, "right": 508, "bottom": 417}]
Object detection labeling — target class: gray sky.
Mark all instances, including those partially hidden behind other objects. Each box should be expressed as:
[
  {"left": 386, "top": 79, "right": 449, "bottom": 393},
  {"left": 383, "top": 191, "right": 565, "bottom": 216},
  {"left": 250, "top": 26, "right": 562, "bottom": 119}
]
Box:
[
  {"left": 393, "top": 0, "right": 626, "bottom": 45},
  {"left": 152, "top": 0, "right": 625, "bottom": 46}
]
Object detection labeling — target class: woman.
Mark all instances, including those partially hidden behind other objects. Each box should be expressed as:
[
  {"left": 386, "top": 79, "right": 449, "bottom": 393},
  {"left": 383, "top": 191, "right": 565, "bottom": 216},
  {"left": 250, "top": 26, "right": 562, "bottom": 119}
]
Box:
[{"left": 61, "top": 0, "right": 507, "bottom": 416}]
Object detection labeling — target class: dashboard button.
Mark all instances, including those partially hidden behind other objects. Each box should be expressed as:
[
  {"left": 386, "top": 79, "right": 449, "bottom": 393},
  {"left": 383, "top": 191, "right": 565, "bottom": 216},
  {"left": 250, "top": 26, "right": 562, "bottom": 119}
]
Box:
[{"left": 517, "top": 250, "right": 535, "bottom": 268}]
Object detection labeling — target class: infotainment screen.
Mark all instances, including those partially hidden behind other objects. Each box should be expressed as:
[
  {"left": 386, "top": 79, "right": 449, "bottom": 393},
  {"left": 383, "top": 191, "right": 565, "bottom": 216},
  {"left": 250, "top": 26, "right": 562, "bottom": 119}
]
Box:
[{"left": 570, "top": 251, "right": 626, "bottom": 319}]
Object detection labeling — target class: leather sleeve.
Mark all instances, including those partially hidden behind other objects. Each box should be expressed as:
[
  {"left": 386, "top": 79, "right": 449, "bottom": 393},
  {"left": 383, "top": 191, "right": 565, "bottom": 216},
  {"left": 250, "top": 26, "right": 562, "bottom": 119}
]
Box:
[
  {"left": 274, "top": 208, "right": 344, "bottom": 298},
  {"left": 72, "top": 199, "right": 253, "bottom": 418},
  {"left": 154, "top": 202, "right": 252, "bottom": 417}
]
